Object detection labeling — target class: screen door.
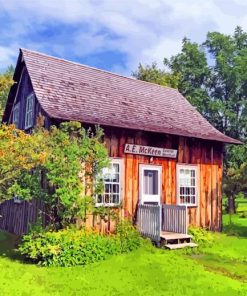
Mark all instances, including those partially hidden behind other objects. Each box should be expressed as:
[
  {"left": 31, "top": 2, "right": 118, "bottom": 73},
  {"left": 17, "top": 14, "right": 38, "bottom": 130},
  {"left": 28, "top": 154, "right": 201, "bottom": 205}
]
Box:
[{"left": 139, "top": 165, "right": 161, "bottom": 205}]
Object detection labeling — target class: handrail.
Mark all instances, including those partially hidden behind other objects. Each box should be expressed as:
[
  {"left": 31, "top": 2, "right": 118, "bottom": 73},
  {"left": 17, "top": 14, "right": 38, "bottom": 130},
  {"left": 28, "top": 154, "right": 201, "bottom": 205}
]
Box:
[
  {"left": 161, "top": 204, "right": 188, "bottom": 234},
  {"left": 137, "top": 204, "right": 160, "bottom": 243}
]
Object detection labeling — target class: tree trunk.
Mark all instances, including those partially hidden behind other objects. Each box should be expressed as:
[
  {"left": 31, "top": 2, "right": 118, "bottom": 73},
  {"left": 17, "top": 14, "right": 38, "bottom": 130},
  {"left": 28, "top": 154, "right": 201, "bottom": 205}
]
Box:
[{"left": 228, "top": 195, "right": 236, "bottom": 214}]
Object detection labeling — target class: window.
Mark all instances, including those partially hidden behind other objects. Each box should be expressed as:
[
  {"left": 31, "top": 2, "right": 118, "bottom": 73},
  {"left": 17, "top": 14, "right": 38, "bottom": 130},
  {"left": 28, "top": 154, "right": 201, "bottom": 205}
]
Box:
[
  {"left": 177, "top": 164, "right": 198, "bottom": 206},
  {"left": 139, "top": 165, "right": 161, "bottom": 205},
  {"left": 25, "top": 93, "right": 34, "bottom": 129},
  {"left": 97, "top": 159, "right": 123, "bottom": 206},
  {"left": 13, "top": 196, "right": 22, "bottom": 204},
  {"left": 13, "top": 103, "right": 20, "bottom": 127}
]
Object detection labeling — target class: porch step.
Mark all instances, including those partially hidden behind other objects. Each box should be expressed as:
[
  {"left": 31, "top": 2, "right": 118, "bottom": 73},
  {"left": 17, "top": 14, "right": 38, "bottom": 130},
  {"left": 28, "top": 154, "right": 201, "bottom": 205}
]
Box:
[
  {"left": 160, "top": 231, "right": 192, "bottom": 241},
  {"left": 165, "top": 242, "right": 198, "bottom": 250}
]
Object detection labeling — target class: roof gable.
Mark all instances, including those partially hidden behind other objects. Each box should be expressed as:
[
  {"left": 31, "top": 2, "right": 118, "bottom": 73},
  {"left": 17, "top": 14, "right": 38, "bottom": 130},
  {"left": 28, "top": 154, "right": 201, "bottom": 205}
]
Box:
[{"left": 12, "top": 48, "right": 241, "bottom": 144}]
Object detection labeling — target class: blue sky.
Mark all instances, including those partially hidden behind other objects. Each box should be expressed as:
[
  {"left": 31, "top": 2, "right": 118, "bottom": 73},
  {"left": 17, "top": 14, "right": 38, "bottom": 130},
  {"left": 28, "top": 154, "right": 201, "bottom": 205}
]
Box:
[{"left": 0, "top": 0, "right": 247, "bottom": 75}]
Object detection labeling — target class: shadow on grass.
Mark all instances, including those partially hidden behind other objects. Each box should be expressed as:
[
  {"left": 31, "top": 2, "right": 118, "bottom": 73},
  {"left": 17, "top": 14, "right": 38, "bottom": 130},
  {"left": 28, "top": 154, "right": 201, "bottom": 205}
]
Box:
[
  {"left": 191, "top": 254, "right": 247, "bottom": 283},
  {"left": 0, "top": 230, "right": 24, "bottom": 262},
  {"left": 223, "top": 223, "right": 247, "bottom": 238},
  {"left": 223, "top": 212, "right": 247, "bottom": 238}
]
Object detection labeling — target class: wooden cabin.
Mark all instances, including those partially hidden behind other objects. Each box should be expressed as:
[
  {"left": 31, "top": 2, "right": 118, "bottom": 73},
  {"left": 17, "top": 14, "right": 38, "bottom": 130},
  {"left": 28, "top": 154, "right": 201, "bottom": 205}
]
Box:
[{"left": 1, "top": 49, "right": 240, "bottom": 243}]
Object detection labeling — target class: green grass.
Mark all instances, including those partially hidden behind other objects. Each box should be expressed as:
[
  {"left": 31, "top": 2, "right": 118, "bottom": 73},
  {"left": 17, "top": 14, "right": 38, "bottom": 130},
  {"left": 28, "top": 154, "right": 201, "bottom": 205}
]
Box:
[
  {"left": 188, "top": 198, "right": 247, "bottom": 284},
  {"left": 0, "top": 231, "right": 247, "bottom": 296},
  {"left": 0, "top": 237, "right": 246, "bottom": 296},
  {"left": 0, "top": 198, "right": 246, "bottom": 295}
]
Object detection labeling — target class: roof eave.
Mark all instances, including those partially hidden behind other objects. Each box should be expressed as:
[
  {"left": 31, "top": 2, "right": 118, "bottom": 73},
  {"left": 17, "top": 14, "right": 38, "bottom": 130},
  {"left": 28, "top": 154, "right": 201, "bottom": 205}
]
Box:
[{"left": 46, "top": 113, "right": 242, "bottom": 145}]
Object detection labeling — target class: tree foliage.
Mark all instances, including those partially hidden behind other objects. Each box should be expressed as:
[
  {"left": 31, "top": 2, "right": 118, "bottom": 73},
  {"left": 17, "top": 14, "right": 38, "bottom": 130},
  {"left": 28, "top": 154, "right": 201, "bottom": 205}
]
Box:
[
  {"left": 41, "top": 121, "right": 109, "bottom": 228},
  {"left": 0, "top": 122, "right": 109, "bottom": 228},
  {"left": 0, "top": 124, "right": 46, "bottom": 201},
  {"left": 0, "top": 66, "right": 14, "bottom": 119},
  {"left": 133, "top": 27, "right": 247, "bottom": 213},
  {"left": 134, "top": 27, "right": 247, "bottom": 141},
  {"left": 132, "top": 62, "right": 180, "bottom": 89}
]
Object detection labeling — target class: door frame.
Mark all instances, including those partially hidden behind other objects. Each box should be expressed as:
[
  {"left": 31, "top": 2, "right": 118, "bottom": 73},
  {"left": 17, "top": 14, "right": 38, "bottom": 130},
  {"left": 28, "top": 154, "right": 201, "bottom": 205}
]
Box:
[{"left": 139, "top": 164, "right": 162, "bottom": 205}]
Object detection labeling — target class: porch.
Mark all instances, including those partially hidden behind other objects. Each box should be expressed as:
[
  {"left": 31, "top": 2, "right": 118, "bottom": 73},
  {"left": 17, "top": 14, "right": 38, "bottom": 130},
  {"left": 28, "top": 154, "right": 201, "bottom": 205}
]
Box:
[{"left": 137, "top": 204, "right": 197, "bottom": 249}]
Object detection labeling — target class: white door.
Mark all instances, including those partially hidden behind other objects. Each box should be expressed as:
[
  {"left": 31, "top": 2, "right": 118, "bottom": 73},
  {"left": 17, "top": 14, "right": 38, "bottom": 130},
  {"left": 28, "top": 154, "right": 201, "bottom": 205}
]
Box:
[{"left": 139, "top": 164, "right": 162, "bottom": 205}]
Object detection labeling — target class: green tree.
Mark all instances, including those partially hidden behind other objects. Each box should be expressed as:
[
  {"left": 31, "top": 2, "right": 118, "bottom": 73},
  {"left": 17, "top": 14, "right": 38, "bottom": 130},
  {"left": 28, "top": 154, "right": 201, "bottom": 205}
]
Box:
[
  {"left": 164, "top": 38, "right": 211, "bottom": 115},
  {"left": 0, "top": 122, "right": 109, "bottom": 229},
  {"left": 0, "top": 66, "right": 14, "bottom": 119},
  {"left": 204, "top": 27, "right": 247, "bottom": 139},
  {"left": 132, "top": 62, "right": 180, "bottom": 89},
  {"left": 41, "top": 121, "right": 109, "bottom": 228},
  {"left": 133, "top": 27, "right": 247, "bottom": 213},
  {"left": 0, "top": 124, "right": 46, "bottom": 202}
]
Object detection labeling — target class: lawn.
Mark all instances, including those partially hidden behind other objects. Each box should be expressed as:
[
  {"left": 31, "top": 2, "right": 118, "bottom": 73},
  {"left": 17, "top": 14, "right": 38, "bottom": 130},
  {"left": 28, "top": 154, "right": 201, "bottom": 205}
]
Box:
[
  {"left": 189, "top": 197, "right": 247, "bottom": 284},
  {"left": 0, "top": 199, "right": 246, "bottom": 296}
]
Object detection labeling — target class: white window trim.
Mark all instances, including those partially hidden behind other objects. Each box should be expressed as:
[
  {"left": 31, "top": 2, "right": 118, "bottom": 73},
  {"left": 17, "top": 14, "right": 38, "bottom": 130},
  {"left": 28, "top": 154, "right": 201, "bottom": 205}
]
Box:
[
  {"left": 24, "top": 93, "right": 34, "bottom": 129},
  {"left": 96, "top": 158, "right": 124, "bottom": 207},
  {"left": 139, "top": 164, "right": 162, "bottom": 205},
  {"left": 176, "top": 164, "right": 199, "bottom": 207},
  {"left": 13, "top": 102, "right": 20, "bottom": 127}
]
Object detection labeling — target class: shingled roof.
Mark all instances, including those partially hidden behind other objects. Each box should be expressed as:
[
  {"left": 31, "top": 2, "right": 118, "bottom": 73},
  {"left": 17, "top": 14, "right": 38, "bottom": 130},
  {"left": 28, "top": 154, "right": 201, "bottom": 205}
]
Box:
[{"left": 12, "top": 48, "right": 241, "bottom": 144}]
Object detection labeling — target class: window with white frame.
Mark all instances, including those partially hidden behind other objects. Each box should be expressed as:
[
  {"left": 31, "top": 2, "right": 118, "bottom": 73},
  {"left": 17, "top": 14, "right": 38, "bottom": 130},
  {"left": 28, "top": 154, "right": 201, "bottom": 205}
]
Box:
[
  {"left": 177, "top": 164, "right": 198, "bottom": 206},
  {"left": 25, "top": 93, "right": 34, "bottom": 129},
  {"left": 13, "top": 102, "right": 20, "bottom": 127},
  {"left": 97, "top": 159, "right": 123, "bottom": 206}
]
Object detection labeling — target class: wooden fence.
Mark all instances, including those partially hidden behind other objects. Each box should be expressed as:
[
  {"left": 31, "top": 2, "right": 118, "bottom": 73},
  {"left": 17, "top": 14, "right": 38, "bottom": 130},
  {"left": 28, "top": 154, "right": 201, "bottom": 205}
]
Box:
[
  {"left": 161, "top": 204, "right": 188, "bottom": 234},
  {"left": 0, "top": 199, "right": 46, "bottom": 235},
  {"left": 137, "top": 204, "right": 160, "bottom": 243}
]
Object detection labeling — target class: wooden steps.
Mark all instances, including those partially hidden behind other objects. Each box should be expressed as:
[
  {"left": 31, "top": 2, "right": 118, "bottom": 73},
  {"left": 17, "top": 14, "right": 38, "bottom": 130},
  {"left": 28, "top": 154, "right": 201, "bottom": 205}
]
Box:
[
  {"left": 160, "top": 231, "right": 192, "bottom": 240},
  {"left": 160, "top": 231, "right": 198, "bottom": 250},
  {"left": 165, "top": 242, "right": 198, "bottom": 250}
]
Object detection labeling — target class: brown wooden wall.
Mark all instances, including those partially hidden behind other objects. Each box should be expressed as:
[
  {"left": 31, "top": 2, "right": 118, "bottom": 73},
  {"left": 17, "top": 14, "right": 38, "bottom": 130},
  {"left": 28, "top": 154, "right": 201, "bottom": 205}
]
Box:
[{"left": 103, "top": 126, "right": 223, "bottom": 231}]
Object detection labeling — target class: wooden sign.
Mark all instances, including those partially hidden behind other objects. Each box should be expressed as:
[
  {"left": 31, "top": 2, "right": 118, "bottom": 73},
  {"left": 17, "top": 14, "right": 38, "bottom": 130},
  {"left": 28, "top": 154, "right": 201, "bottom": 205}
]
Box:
[{"left": 124, "top": 144, "right": 177, "bottom": 158}]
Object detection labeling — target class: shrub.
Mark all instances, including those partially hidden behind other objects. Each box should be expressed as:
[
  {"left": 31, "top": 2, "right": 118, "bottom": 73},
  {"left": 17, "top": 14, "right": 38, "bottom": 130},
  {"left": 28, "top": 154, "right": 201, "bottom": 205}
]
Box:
[
  {"left": 19, "top": 221, "right": 143, "bottom": 267},
  {"left": 188, "top": 226, "right": 213, "bottom": 247},
  {"left": 116, "top": 220, "right": 143, "bottom": 252}
]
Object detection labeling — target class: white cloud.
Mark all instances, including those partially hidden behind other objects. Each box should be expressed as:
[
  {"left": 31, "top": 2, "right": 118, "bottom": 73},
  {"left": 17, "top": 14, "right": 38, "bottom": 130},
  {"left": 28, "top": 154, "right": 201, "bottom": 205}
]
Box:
[
  {"left": 0, "top": 0, "right": 247, "bottom": 73},
  {"left": 0, "top": 46, "right": 17, "bottom": 69}
]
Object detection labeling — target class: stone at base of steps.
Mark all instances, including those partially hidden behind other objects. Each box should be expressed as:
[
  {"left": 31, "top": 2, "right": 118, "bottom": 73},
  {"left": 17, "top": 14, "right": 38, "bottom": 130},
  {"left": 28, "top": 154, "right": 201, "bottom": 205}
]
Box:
[{"left": 165, "top": 242, "right": 198, "bottom": 250}]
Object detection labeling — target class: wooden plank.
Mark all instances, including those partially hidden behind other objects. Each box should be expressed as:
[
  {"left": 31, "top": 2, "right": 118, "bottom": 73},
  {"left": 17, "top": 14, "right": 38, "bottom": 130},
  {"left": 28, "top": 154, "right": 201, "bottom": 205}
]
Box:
[
  {"left": 132, "top": 155, "right": 139, "bottom": 217},
  {"left": 165, "top": 242, "right": 198, "bottom": 249},
  {"left": 160, "top": 232, "right": 192, "bottom": 240},
  {"left": 162, "top": 204, "right": 187, "bottom": 234},
  {"left": 110, "top": 131, "right": 118, "bottom": 157},
  {"left": 125, "top": 135, "right": 134, "bottom": 217}
]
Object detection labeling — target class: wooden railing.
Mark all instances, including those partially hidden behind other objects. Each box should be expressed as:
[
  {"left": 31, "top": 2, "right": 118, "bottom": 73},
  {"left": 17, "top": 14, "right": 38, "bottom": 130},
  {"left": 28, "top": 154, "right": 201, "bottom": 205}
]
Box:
[
  {"left": 137, "top": 204, "right": 160, "bottom": 243},
  {"left": 161, "top": 204, "right": 188, "bottom": 234}
]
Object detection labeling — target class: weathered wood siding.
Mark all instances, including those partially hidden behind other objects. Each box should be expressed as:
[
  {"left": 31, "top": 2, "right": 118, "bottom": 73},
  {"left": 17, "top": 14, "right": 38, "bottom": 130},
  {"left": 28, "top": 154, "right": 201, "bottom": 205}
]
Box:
[
  {"left": 104, "top": 126, "right": 223, "bottom": 231},
  {"left": 0, "top": 199, "right": 46, "bottom": 235},
  {"left": 9, "top": 67, "right": 51, "bottom": 130}
]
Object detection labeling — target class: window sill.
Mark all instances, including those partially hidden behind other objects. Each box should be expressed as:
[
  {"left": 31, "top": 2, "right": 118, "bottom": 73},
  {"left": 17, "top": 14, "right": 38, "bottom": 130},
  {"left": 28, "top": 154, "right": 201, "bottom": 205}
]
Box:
[
  {"left": 177, "top": 204, "right": 198, "bottom": 208},
  {"left": 95, "top": 203, "right": 121, "bottom": 208}
]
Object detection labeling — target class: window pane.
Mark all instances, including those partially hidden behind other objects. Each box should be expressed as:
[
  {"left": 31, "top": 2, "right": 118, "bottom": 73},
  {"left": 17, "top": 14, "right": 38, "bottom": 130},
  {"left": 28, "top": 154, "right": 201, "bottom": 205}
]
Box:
[
  {"left": 97, "top": 160, "right": 122, "bottom": 205},
  {"left": 105, "top": 184, "right": 111, "bottom": 193},
  {"left": 112, "top": 184, "right": 119, "bottom": 194},
  {"left": 178, "top": 167, "right": 197, "bottom": 205},
  {"left": 113, "top": 163, "right": 119, "bottom": 173},
  {"left": 25, "top": 94, "right": 34, "bottom": 128},
  {"left": 144, "top": 170, "right": 158, "bottom": 195},
  {"left": 105, "top": 194, "right": 110, "bottom": 203},
  {"left": 112, "top": 194, "right": 119, "bottom": 204}
]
